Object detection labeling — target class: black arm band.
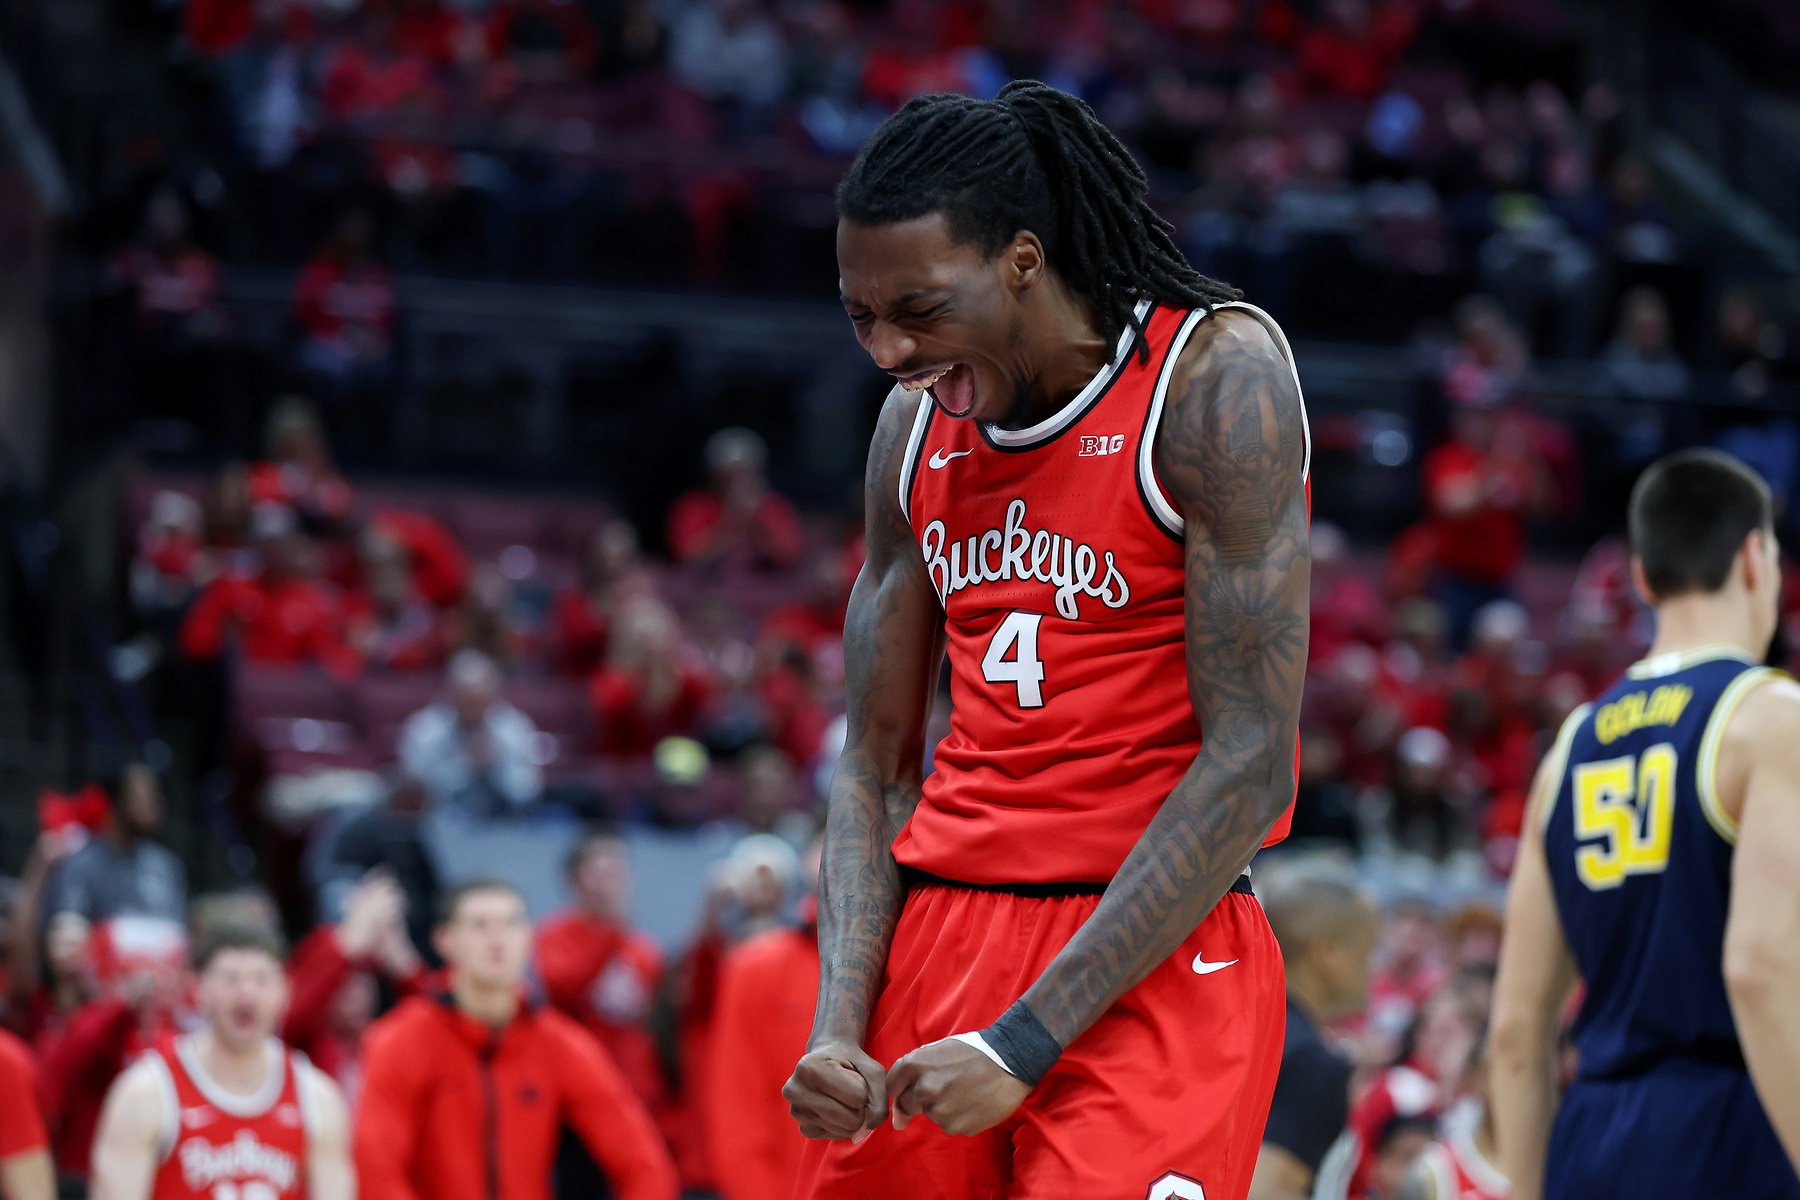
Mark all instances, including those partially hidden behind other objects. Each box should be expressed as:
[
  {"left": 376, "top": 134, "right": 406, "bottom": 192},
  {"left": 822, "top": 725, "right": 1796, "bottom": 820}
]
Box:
[{"left": 982, "top": 1000, "right": 1063, "bottom": 1087}]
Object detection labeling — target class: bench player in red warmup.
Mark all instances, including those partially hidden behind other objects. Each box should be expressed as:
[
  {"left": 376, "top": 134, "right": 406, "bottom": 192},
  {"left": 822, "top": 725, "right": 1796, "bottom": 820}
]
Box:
[
  {"left": 89, "top": 927, "right": 354, "bottom": 1200},
  {"left": 782, "top": 81, "right": 1311, "bottom": 1200}
]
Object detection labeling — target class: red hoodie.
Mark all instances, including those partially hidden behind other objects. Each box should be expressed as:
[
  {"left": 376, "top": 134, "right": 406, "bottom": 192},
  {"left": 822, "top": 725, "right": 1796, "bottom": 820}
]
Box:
[
  {"left": 355, "top": 993, "right": 677, "bottom": 1200},
  {"left": 534, "top": 913, "right": 667, "bottom": 1118},
  {"left": 35, "top": 1000, "right": 172, "bottom": 1178},
  {"left": 704, "top": 922, "right": 819, "bottom": 1200}
]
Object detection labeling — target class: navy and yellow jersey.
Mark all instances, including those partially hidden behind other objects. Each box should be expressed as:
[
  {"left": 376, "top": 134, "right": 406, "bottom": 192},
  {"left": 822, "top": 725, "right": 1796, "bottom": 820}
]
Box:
[{"left": 1541, "top": 647, "right": 1786, "bottom": 1082}]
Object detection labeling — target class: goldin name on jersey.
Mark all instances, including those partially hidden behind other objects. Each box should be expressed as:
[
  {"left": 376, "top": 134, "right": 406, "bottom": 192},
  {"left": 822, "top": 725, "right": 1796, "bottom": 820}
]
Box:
[{"left": 920, "top": 498, "right": 1131, "bottom": 620}]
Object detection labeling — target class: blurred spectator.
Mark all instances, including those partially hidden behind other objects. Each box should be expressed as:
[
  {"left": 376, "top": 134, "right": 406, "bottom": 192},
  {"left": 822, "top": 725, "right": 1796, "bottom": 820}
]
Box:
[
  {"left": 759, "top": 552, "right": 851, "bottom": 688},
  {"left": 1715, "top": 287, "right": 1789, "bottom": 401},
  {"left": 177, "top": 515, "right": 361, "bottom": 676},
  {"left": 736, "top": 744, "right": 805, "bottom": 839},
  {"left": 1365, "top": 897, "right": 1447, "bottom": 1061},
  {"left": 1375, "top": 727, "right": 1459, "bottom": 857},
  {"left": 445, "top": 564, "right": 532, "bottom": 666},
  {"left": 130, "top": 490, "right": 205, "bottom": 618},
  {"left": 552, "top": 520, "right": 650, "bottom": 678},
  {"left": 752, "top": 639, "right": 832, "bottom": 767},
  {"left": 1605, "top": 155, "right": 1679, "bottom": 267},
  {"left": 106, "top": 190, "right": 230, "bottom": 448},
  {"left": 537, "top": 830, "right": 667, "bottom": 1115},
  {"left": 284, "top": 873, "right": 426, "bottom": 1100},
  {"left": 668, "top": 428, "right": 803, "bottom": 572},
  {"left": 360, "top": 506, "right": 470, "bottom": 609},
  {"left": 346, "top": 532, "right": 447, "bottom": 672},
  {"left": 703, "top": 838, "right": 820, "bottom": 1200},
  {"left": 35, "top": 919, "right": 189, "bottom": 1182},
  {"left": 592, "top": 602, "right": 713, "bottom": 759},
  {"left": 1606, "top": 285, "right": 1689, "bottom": 402},
  {"left": 1399, "top": 1039, "right": 1509, "bottom": 1200},
  {"left": 5, "top": 829, "right": 89, "bottom": 1036},
  {"left": 42, "top": 765, "right": 186, "bottom": 933},
  {"left": 105, "top": 190, "right": 225, "bottom": 337},
  {"left": 719, "top": 834, "right": 798, "bottom": 943},
  {"left": 398, "top": 650, "right": 544, "bottom": 814},
  {"left": 354, "top": 880, "right": 679, "bottom": 1200},
  {"left": 1418, "top": 391, "right": 1549, "bottom": 649},
  {"left": 670, "top": 0, "right": 789, "bottom": 132},
  {"left": 249, "top": 397, "right": 357, "bottom": 527},
  {"left": 1251, "top": 869, "right": 1380, "bottom": 1200},
  {"left": 292, "top": 211, "right": 397, "bottom": 455},
  {"left": 0, "top": 1027, "right": 52, "bottom": 1200},
  {"left": 308, "top": 777, "right": 442, "bottom": 954}
]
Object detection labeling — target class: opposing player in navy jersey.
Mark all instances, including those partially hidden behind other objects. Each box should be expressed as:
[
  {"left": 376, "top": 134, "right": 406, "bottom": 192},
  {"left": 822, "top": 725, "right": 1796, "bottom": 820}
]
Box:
[{"left": 1491, "top": 449, "right": 1800, "bottom": 1200}]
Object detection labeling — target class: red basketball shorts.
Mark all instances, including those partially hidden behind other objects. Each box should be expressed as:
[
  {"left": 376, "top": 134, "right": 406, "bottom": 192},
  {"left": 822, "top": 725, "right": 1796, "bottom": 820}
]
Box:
[{"left": 794, "top": 877, "right": 1286, "bottom": 1200}]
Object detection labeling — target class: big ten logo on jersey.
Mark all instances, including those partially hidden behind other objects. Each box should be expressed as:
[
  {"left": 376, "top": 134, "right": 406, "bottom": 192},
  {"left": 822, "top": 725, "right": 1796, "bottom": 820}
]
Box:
[
  {"left": 180, "top": 1130, "right": 298, "bottom": 1200},
  {"left": 1146, "top": 1172, "right": 1206, "bottom": 1199},
  {"left": 1079, "top": 434, "right": 1126, "bottom": 457}
]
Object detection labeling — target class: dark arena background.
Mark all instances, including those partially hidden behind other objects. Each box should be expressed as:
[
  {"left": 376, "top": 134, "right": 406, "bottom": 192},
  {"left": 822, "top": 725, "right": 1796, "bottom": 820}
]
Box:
[{"left": 0, "top": 0, "right": 1797, "bottom": 1196}]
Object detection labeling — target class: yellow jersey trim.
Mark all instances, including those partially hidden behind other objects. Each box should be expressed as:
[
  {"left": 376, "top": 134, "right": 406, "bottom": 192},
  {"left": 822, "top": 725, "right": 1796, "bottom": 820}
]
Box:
[
  {"left": 1538, "top": 702, "right": 1593, "bottom": 834},
  {"left": 1695, "top": 666, "right": 1787, "bottom": 845},
  {"left": 1626, "top": 646, "right": 1754, "bottom": 679}
]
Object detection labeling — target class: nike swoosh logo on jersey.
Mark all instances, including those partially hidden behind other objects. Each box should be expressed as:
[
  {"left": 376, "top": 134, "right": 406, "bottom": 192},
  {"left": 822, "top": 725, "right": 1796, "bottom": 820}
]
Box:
[
  {"left": 180, "top": 1106, "right": 216, "bottom": 1128},
  {"left": 928, "top": 448, "right": 974, "bottom": 469},
  {"left": 1191, "top": 955, "right": 1238, "bottom": 975}
]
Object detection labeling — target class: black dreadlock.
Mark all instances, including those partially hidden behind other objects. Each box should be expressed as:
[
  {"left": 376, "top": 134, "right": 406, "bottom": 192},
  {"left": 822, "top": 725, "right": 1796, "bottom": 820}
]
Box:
[{"left": 837, "top": 79, "right": 1242, "bottom": 364}]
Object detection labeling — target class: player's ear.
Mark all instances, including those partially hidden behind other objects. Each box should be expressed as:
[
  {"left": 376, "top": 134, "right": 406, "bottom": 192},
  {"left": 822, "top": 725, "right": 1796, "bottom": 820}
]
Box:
[
  {"left": 1629, "top": 555, "right": 1655, "bottom": 608},
  {"left": 1741, "top": 528, "right": 1768, "bottom": 594},
  {"left": 1005, "top": 232, "right": 1045, "bottom": 297}
]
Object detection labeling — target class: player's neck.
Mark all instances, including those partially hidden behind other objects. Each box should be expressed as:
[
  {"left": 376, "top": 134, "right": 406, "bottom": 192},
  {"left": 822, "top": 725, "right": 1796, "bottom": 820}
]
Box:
[
  {"left": 192, "top": 1028, "right": 271, "bottom": 1096},
  {"left": 1000, "top": 282, "right": 1112, "bottom": 430},
  {"left": 451, "top": 973, "right": 520, "bottom": 1028},
  {"left": 1646, "top": 591, "right": 1760, "bottom": 665}
]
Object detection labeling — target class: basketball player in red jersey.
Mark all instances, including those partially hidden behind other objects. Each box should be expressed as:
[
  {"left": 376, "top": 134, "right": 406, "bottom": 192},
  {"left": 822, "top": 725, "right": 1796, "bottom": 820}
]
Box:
[
  {"left": 90, "top": 927, "right": 353, "bottom": 1200},
  {"left": 782, "top": 81, "right": 1310, "bottom": 1200}
]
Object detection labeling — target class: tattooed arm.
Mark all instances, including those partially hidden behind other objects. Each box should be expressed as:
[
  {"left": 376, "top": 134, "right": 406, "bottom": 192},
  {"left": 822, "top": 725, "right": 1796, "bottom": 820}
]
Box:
[
  {"left": 783, "top": 387, "right": 947, "bottom": 1141},
  {"left": 887, "top": 309, "right": 1309, "bottom": 1136}
]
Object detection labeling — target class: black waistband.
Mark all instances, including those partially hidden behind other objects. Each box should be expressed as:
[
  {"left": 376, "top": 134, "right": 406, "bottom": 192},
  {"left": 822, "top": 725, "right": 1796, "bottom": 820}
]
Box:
[{"left": 901, "top": 867, "right": 1254, "bottom": 899}]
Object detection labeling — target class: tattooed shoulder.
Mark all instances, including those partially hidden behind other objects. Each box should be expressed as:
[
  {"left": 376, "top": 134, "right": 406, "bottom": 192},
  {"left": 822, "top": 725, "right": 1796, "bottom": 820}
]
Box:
[{"left": 1152, "top": 310, "right": 1306, "bottom": 561}]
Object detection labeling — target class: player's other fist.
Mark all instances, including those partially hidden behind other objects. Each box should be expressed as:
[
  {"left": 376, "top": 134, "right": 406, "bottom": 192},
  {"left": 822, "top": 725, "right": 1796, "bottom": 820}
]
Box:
[
  {"left": 784, "top": 1042, "right": 889, "bottom": 1141},
  {"left": 888, "top": 1039, "right": 1032, "bottom": 1137}
]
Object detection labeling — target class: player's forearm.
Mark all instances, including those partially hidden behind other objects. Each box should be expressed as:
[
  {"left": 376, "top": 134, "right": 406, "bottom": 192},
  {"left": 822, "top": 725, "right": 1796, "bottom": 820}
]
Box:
[
  {"left": 1727, "top": 933, "right": 1800, "bottom": 1170},
  {"left": 1489, "top": 1010, "right": 1560, "bottom": 1200},
  {"left": 1019, "top": 743, "right": 1294, "bottom": 1047},
  {"left": 810, "top": 748, "right": 911, "bottom": 1048}
]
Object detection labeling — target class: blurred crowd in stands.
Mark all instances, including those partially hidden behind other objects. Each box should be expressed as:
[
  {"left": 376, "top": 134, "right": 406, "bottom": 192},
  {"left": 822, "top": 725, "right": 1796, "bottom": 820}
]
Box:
[{"left": 101, "top": 0, "right": 1733, "bottom": 335}]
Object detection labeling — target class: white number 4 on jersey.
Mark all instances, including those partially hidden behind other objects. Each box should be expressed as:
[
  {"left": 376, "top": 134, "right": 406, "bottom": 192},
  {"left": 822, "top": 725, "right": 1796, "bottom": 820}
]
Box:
[
  {"left": 1147, "top": 1174, "right": 1206, "bottom": 1200},
  {"left": 982, "top": 611, "right": 1045, "bottom": 708}
]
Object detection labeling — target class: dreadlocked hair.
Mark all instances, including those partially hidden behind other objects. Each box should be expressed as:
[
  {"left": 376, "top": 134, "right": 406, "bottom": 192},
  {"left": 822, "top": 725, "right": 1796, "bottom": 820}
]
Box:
[{"left": 837, "top": 79, "right": 1242, "bottom": 364}]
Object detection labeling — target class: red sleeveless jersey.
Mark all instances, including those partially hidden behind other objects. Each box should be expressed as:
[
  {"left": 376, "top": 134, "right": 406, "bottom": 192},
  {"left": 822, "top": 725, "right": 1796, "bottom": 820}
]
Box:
[
  {"left": 892, "top": 301, "right": 1308, "bottom": 885},
  {"left": 146, "top": 1036, "right": 310, "bottom": 1200}
]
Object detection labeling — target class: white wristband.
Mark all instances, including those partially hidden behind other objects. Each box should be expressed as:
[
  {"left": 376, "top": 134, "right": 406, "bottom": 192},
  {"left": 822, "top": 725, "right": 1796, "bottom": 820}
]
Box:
[{"left": 950, "top": 1031, "right": 1019, "bottom": 1078}]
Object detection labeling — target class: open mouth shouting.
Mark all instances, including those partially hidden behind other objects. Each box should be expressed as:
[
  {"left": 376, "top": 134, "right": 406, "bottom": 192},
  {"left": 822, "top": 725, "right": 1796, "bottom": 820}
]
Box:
[{"left": 896, "top": 363, "right": 977, "bottom": 418}]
